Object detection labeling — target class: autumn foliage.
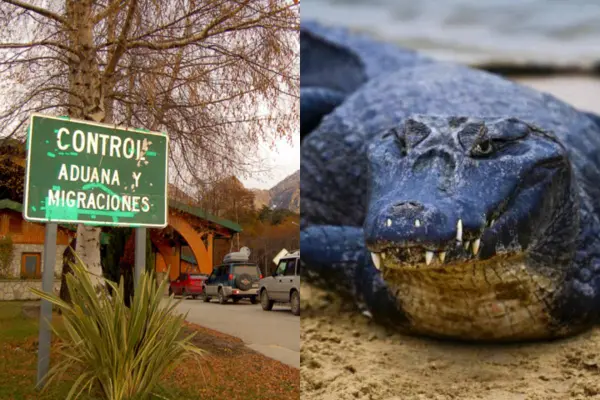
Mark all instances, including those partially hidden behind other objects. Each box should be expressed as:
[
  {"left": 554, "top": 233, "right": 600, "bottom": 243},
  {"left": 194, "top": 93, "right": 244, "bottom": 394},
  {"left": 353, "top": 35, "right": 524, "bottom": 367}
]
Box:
[
  {"left": 196, "top": 176, "right": 299, "bottom": 273},
  {"left": 0, "top": 139, "right": 26, "bottom": 203}
]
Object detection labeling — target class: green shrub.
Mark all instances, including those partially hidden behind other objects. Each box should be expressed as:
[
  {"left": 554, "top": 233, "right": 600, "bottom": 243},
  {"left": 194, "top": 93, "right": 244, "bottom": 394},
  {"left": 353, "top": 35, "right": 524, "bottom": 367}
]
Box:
[
  {"left": 0, "top": 235, "right": 14, "bottom": 278},
  {"left": 31, "top": 249, "right": 204, "bottom": 400}
]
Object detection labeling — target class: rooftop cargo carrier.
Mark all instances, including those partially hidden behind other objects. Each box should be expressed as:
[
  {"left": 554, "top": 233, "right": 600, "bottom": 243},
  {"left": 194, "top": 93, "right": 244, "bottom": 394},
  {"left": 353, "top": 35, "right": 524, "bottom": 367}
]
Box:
[{"left": 223, "top": 246, "right": 251, "bottom": 263}]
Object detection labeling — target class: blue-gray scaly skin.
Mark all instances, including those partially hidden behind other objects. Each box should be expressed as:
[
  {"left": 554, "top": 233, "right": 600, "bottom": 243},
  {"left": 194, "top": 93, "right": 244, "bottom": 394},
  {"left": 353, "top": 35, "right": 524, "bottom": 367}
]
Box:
[{"left": 300, "top": 21, "right": 600, "bottom": 341}]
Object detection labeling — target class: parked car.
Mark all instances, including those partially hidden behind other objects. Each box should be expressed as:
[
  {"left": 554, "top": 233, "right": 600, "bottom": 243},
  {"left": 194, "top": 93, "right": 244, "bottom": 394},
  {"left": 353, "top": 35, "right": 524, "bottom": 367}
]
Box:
[
  {"left": 202, "top": 262, "right": 263, "bottom": 304},
  {"left": 169, "top": 273, "right": 207, "bottom": 299},
  {"left": 259, "top": 251, "right": 300, "bottom": 316}
]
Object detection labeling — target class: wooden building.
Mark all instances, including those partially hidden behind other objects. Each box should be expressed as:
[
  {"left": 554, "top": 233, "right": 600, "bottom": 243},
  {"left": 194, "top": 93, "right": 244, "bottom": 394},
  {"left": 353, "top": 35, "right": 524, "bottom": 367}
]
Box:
[
  {"left": 0, "top": 198, "right": 241, "bottom": 283},
  {"left": 0, "top": 199, "right": 74, "bottom": 279}
]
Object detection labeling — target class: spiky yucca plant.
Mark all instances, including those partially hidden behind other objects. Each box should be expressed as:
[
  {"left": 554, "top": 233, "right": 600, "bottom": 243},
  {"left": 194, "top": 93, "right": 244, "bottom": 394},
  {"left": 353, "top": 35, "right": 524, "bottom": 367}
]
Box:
[{"left": 31, "top": 249, "right": 204, "bottom": 400}]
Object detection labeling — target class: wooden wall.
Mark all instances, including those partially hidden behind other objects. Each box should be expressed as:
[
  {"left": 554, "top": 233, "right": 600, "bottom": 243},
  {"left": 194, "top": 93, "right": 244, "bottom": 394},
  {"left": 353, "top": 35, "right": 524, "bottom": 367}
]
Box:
[{"left": 0, "top": 210, "right": 73, "bottom": 245}]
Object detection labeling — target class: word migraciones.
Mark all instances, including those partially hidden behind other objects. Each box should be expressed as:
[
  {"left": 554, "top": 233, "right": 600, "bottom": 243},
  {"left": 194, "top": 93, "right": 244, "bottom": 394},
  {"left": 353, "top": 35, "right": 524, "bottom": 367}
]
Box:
[{"left": 47, "top": 190, "right": 150, "bottom": 213}]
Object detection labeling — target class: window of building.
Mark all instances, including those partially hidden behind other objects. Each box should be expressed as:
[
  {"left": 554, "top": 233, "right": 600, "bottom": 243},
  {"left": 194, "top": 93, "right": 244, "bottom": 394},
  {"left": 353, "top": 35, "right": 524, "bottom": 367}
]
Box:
[{"left": 21, "top": 253, "right": 41, "bottom": 279}]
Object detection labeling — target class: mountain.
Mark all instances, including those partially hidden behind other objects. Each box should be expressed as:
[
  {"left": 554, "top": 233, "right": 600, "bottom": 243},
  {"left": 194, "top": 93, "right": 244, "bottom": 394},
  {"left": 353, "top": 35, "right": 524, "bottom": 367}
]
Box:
[
  {"left": 269, "top": 170, "right": 300, "bottom": 213},
  {"left": 168, "top": 171, "right": 300, "bottom": 215},
  {"left": 251, "top": 170, "right": 300, "bottom": 213}
]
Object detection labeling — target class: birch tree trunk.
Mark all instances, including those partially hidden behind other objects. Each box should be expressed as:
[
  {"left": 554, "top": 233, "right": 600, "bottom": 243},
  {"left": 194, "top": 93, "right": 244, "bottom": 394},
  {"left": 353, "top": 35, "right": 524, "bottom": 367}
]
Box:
[
  {"left": 67, "top": 0, "right": 107, "bottom": 290},
  {"left": 75, "top": 225, "right": 103, "bottom": 289}
]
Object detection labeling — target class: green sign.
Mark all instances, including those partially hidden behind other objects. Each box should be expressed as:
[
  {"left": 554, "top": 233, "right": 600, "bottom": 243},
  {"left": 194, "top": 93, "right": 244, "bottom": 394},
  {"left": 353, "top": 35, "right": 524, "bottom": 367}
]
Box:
[{"left": 23, "top": 114, "right": 169, "bottom": 227}]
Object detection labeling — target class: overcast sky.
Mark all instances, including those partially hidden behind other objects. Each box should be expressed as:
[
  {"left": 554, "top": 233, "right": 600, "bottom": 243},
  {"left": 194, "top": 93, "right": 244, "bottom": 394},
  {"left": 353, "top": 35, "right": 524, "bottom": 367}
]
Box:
[{"left": 240, "top": 133, "right": 299, "bottom": 190}]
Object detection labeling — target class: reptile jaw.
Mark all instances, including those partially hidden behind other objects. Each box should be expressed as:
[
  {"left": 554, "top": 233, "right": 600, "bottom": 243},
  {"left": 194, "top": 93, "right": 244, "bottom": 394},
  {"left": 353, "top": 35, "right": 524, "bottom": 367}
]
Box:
[
  {"left": 370, "top": 242, "right": 486, "bottom": 271},
  {"left": 370, "top": 227, "right": 507, "bottom": 270},
  {"left": 368, "top": 216, "right": 504, "bottom": 270}
]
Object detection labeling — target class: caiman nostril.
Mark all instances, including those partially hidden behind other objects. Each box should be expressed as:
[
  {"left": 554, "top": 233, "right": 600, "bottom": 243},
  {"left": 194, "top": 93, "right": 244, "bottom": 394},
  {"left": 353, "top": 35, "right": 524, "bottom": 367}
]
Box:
[{"left": 391, "top": 201, "right": 424, "bottom": 213}]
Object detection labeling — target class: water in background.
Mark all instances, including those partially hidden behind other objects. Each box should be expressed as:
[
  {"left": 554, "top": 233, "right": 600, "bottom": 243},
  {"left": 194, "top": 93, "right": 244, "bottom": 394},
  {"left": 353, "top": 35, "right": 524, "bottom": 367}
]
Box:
[{"left": 301, "top": 0, "right": 600, "bottom": 66}]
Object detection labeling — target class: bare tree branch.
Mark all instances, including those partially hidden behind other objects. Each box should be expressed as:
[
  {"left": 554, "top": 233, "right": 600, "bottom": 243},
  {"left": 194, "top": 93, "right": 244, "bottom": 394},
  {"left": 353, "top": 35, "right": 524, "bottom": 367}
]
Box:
[
  {"left": 0, "top": 0, "right": 299, "bottom": 185},
  {"left": 103, "top": 0, "right": 137, "bottom": 79},
  {"left": 2, "top": 0, "right": 69, "bottom": 27},
  {"left": 0, "top": 40, "right": 77, "bottom": 55},
  {"left": 92, "top": 0, "right": 128, "bottom": 24}
]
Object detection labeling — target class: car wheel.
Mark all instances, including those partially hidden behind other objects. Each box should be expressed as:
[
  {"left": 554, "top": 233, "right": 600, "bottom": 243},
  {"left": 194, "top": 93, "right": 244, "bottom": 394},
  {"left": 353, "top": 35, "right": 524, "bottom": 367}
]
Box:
[
  {"left": 192, "top": 295, "right": 197, "bottom": 300},
  {"left": 203, "top": 293, "right": 211, "bottom": 303},
  {"left": 168, "top": 287, "right": 173, "bottom": 296},
  {"left": 261, "top": 290, "right": 274, "bottom": 311},
  {"left": 181, "top": 289, "right": 187, "bottom": 299},
  {"left": 290, "top": 290, "right": 300, "bottom": 316},
  {"left": 232, "top": 298, "right": 240, "bottom": 304},
  {"left": 250, "top": 296, "right": 258, "bottom": 305},
  {"left": 218, "top": 288, "right": 227, "bottom": 304}
]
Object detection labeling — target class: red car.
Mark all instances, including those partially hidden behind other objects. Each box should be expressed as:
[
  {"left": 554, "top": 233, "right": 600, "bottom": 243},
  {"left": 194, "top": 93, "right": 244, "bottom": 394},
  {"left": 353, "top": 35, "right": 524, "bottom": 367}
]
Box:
[{"left": 168, "top": 273, "right": 207, "bottom": 299}]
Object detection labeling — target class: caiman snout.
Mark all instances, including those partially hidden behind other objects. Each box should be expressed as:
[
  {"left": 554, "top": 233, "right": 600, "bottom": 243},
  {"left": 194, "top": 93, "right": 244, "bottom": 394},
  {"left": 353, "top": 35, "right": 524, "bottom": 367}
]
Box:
[
  {"left": 365, "top": 198, "right": 498, "bottom": 269},
  {"left": 390, "top": 201, "right": 424, "bottom": 213},
  {"left": 369, "top": 200, "right": 466, "bottom": 248}
]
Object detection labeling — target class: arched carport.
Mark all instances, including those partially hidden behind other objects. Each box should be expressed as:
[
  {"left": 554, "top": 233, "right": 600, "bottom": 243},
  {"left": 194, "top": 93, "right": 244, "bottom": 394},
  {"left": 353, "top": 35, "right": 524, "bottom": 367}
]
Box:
[{"left": 151, "top": 200, "right": 242, "bottom": 281}]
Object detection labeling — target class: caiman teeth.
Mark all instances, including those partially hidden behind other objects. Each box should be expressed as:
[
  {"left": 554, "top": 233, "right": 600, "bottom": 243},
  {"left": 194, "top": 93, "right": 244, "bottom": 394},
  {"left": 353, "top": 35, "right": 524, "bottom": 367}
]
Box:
[
  {"left": 439, "top": 251, "right": 446, "bottom": 263},
  {"left": 472, "top": 238, "right": 481, "bottom": 255},
  {"left": 370, "top": 252, "right": 381, "bottom": 270},
  {"left": 425, "top": 251, "right": 434, "bottom": 265},
  {"left": 489, "top": 219, "right": 495, "bottom": 227},
  {"left": 386, "top": 218, "right": 392, "bottom": 227},
  {"left": 415, "top": 219, "right": 421, "bottom": 227},
  {"left": 372, "top": 233, "right": 485, "bottom": 269},
  {"left": 456, "top": 219, "right": 463, "bottom": 242}
]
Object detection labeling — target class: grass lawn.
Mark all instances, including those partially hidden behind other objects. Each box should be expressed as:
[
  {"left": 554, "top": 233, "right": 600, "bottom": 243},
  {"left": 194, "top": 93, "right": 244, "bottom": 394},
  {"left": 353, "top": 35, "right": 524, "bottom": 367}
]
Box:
[{"left": 0, "top": 301, "right": 299, "bottom": 400}]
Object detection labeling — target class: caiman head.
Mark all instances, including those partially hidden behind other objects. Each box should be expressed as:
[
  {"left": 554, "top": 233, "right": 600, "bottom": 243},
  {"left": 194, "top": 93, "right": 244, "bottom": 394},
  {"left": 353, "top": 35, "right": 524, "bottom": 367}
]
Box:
[{"left": 364, "top": 115, "right": 578, "bottom": 280}]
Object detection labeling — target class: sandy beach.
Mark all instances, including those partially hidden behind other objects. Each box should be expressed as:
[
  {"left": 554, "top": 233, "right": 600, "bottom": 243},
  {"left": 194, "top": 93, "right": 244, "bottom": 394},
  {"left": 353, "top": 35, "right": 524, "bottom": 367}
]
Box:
[
  {"left": 515, "top": 76, "right": 600, "bottom": 115},
  {"left": 301, "top": 284, "right": 600, "bottom": 400}
]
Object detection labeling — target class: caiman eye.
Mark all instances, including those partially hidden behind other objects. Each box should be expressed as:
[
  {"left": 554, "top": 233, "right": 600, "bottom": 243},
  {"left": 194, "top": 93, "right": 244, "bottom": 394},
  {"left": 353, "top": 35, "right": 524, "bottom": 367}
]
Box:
[
  {"left": 471, "top": 138, "right": 494, "bottom": 157},
  {"left": 461, "top": 118, "right": 529, "bottom": 157},
  {"left": 470, "top": 137, "right": 514, "bottom": 158}
]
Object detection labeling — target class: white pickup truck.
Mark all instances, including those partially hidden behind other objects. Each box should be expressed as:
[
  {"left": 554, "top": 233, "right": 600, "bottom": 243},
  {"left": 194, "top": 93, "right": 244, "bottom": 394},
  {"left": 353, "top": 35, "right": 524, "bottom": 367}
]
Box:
[{"left": 258, "top": 251, "right": 300, "bottom": 316}]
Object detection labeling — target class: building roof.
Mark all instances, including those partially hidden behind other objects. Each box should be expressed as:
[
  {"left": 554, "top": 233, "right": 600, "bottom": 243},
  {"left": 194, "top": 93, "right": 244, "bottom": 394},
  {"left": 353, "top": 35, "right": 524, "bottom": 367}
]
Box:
[
  {"left": 168, "top": 199, "right": 242, "bottom": 233},
  {"left": 0, "top": 199, "right": 21, "bottom": 213}
]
